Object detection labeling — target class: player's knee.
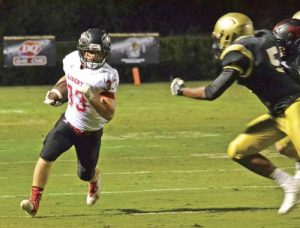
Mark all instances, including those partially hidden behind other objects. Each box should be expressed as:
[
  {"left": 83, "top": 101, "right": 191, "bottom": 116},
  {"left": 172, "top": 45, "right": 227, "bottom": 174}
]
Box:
[
  {"left": 227, "top": 141, "right": 244, "bottom": 160},
  {"left": 275, "top": 142, "right": 293, "bottom": 156},
  {"left": 275, "top": 142, "right": 285, "bottom": 154},
  {"left": 275, "top": 142, "right": 299, "bottom": 158},
  {"left": 77, "top": 166, "right": 94, "bottom": 181}
]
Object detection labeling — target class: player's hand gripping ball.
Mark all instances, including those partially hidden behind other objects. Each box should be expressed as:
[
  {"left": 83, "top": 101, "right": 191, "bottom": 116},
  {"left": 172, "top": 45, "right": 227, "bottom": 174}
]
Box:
[
  {"left": 170, "top": 77, "right": 185, "bottom": 96},
  {"left": 44, "top": 80, "right": 68, "bottom": 107}
]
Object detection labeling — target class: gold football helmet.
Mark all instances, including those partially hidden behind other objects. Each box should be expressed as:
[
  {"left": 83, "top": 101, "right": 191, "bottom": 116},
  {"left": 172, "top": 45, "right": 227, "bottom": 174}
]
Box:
[
  {"left": 212, "top": 13, "right": 254, "bottom": 58},
  {"left": 292, "top": 11, "right": 300, "bottom": 19}
]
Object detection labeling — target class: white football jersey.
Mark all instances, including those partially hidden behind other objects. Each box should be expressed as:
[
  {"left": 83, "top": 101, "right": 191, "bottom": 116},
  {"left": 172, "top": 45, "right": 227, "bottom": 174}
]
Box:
[{"left": 63, "top": 51, "right": 119, "bottom": 131}]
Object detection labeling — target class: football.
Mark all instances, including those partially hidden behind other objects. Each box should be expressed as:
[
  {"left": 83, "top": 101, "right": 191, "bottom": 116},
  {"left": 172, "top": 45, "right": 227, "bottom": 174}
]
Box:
[{"left": 48, "top": 80, "right": 68, "bottom": 103}]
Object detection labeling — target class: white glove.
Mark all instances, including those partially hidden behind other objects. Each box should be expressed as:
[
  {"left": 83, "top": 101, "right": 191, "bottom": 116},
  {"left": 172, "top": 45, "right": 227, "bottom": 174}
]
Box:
[
  {"left": 43, "top": 91, "right": 63, "bottom": 107},
  {"left": 81, "top": 83, "right": 107, "bottom": 101},
  {"left": 170, "top": 78, "right": 185, "bottom": 96},
  {"left": 81, "top": 83, "right": 95, "bottom": 101}
]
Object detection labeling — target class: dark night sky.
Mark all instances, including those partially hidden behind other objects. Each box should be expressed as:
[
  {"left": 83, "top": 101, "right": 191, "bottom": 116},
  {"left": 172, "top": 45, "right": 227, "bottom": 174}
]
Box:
[{"left": 0, "top": 0, "right": 299, "bottom": 39}]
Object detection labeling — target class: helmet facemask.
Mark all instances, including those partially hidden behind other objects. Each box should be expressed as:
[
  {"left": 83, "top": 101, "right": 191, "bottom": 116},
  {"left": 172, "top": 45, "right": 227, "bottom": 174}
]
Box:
[
  {"left": 77, "top": 29, "right": 111, "bottom": 69},
  {"left": 212, "top": 32, "right": 239, "bottom": 59},
  {"left": 78, "top": 45, "right": 106, "bottom": 69}
]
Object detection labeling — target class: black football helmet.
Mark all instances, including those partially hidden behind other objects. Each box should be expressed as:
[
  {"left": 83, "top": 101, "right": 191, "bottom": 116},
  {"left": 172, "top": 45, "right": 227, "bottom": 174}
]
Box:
[
  {"left": 273, "top": 18, "right": 300, "bottom": 58},
  {"left": 77, "top": 28, "right": 111, "bottom": 69}
]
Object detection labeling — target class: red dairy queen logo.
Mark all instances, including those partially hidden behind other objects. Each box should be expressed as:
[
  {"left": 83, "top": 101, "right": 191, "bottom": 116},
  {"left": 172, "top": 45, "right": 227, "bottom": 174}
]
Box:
[
  {"left": 19, "top": 40, "right": 43, "bottom": 57},
  {"left": 13, "top": 40, "right": 47, "bottom": 66}
]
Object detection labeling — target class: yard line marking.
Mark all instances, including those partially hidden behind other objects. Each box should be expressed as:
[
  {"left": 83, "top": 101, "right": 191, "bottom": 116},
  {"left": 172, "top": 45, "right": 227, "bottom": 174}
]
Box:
[
  {"left": 0, "top": 151, "right": 285, "bottom": 165},
  {"left": 0, "top": 166, "right": 295, "bottom": 179},
  {"left": 104, "top": 131, "right": 220, "bottom": 141},
  {"left": 117, "top": 155, "right": 185, "bottom": 160},
  {"left": 0, "top": 109, "right": 25, "bottom": 114},
  {"left": 0, "top": 159, "right": 77, "bottom": 165},
  {"left": 0, "top": 185, "right": 279, "bottom": 198}
]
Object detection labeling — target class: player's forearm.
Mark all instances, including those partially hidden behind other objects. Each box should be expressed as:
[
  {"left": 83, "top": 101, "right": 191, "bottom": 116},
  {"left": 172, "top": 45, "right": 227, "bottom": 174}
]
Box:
[
  {"left": 89, "top": 98, "right": 115, "bottom": 121},
  {"left": 54, "top": 75, "right": 66, "bottom": 87}
]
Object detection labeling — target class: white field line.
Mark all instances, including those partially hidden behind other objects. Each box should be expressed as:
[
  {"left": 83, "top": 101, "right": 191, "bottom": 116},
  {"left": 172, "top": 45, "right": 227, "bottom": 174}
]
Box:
[
  {"left": 0, "top": 109, "right": 25, "bottom": 114},
  {"left": 0, "top": 185, "right": 279, "bottom": 199},
  {"left": 0, "top": 150, "right": 284, "bottom": 165},
  {"left": 0, "top": 152, "right": 294, "bottom": 179},
  {"left": 0, "top": 166, "right": 295, "bottom": 179}
]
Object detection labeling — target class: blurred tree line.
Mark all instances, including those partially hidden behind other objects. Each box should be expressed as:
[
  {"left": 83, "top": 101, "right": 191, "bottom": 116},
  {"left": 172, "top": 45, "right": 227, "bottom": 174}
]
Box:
[
  {"left": 0, "top": 0, "right": 298, "bottom": 85},
  {"left": 0, "top": 0, "right": 298, "bottom": 38}
]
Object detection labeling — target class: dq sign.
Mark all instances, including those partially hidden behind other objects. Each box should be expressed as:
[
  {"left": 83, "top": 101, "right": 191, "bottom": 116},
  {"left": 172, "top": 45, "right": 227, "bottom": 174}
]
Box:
[{"left": 3, "top": 36, "right": 55, "bottom": 67}]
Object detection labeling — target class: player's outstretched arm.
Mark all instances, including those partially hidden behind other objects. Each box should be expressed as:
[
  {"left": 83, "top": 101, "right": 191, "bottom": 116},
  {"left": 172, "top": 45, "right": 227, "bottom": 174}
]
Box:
[
  {"left": 170, "top": 68, "right": 238, "bottom": 101},
  {"left": 170, "top": 77, "right": 207, "bottom": 99}
]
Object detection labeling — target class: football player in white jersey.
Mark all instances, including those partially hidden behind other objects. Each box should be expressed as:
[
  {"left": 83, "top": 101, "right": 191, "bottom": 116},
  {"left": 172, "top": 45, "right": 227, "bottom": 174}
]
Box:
[{"left": 20, "top": 28, "right": 119, "bottom": 217}]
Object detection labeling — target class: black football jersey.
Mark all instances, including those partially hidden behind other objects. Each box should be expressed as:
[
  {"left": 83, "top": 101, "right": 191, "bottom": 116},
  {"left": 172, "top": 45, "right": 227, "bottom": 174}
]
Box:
[{"left": 220, "top": 30, "right": 300, "bottom": 116}]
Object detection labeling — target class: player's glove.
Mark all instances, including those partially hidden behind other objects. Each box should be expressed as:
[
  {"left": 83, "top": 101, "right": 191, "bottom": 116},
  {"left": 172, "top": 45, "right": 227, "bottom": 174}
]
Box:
[
  {"left": 80, "top": 83, "right": 107, "bottom": 101},
  {"left": 80, "top": 83, "right": 94, "bottom": 101},
  {"left": 170, "top": 77, "right": 185, "bottom": 96},
  {"left": 43, "top": 90, "right": 63, "bottom": 107}
]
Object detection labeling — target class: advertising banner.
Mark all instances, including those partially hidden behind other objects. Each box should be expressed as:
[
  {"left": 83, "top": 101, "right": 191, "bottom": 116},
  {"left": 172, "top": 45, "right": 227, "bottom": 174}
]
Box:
[
  {"left": 109, "top": 33, "right": 159, "bottom": 65},
  {"left": 3, "top": 35, "right": 55, "bottom": 67}
]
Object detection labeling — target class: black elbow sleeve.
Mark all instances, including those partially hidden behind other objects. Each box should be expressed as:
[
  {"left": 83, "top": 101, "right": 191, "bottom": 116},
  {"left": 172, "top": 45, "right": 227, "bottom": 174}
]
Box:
[{"left": 204, "top": 69, "right": 238, "bottom": 100}]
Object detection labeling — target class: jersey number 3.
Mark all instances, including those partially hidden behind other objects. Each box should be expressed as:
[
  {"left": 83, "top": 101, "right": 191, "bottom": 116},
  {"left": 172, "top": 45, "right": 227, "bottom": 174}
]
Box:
[{"left": 67, "top": 84, "right": 87, "bottom": 112}]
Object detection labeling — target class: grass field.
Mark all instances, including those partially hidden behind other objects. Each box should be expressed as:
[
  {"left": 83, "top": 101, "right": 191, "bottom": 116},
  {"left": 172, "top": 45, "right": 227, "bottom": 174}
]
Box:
[{"left": 0, "top": 82, "right": 300, "bottom": 228}]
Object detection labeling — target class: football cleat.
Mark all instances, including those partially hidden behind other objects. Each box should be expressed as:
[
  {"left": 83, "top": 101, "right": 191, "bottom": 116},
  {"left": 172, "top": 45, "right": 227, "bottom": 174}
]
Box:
[
  {"left": 20, "top": 199, "right": 38, "bottom": 217},
  {"left": 278, "top": 178, "right": 300, "bottom": 214},
  {"left": 86, "top": 175, "right": 102, "bottom": 205}
]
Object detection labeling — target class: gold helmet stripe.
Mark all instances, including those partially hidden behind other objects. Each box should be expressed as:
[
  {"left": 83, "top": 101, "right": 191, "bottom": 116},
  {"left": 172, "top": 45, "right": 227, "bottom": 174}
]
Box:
[
  {"left": 220, "top": 44, "right": 254, "bottom": 78},
  {"left": 223, "top": 65, "right": 244, "bottom": 74}
]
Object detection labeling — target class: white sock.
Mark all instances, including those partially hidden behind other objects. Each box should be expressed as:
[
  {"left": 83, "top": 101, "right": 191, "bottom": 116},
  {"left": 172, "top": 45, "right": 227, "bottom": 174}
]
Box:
[
  {"left": 295, "top": 161, "right": 300, "bottom": 171},
  {"left": 294, "top": 162, "right": 300, "bottom": 179},
  {"left": 269, "top": 168, "right": 293, "bottom": 187}
]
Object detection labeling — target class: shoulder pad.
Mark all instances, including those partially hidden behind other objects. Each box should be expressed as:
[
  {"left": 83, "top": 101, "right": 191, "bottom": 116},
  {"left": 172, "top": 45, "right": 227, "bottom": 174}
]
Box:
[
  {"left": 254, "top": 29, "right": 273, "bottom": 37},
  {"left": 220, "top": 44, "right": 254, "bottom": 77}
]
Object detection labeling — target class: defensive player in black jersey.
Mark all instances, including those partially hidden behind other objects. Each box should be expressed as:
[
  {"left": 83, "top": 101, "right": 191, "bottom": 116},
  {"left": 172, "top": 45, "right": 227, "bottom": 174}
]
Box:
[
  {"left": 272, "top": 17, "right": 300, "bottom": 179},
  {"left": 171, "top": 12, "right": 300, "bottom": 214}
]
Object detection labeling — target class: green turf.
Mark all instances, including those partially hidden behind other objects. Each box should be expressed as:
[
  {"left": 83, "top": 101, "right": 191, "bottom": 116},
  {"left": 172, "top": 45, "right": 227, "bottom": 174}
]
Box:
[{"left": 0, "top": 82, "right": 299, "bottom": 228}]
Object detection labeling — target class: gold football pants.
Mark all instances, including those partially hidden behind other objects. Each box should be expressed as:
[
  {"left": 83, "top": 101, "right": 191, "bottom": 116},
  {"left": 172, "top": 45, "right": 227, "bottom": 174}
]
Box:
[{"left": 228, "top": 99, "right": 300, "bottom": 160}]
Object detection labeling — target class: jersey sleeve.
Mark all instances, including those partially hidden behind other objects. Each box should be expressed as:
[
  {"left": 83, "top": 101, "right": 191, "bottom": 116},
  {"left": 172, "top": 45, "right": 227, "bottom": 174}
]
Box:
[
  {"left": 220, "top": 44, "right": 253, "bottom": 78},
  {"left": 95, "top": 68, "right": 120, "bottom": 94},
  {"left": 204, "top": 68, "right": 238, "bottom": 100},
  {"left": 62, "top": 55, "right": 68, "bottom": 74},
  {"left": 62, "top": 51, "right": 80, "bottom": 74}
]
